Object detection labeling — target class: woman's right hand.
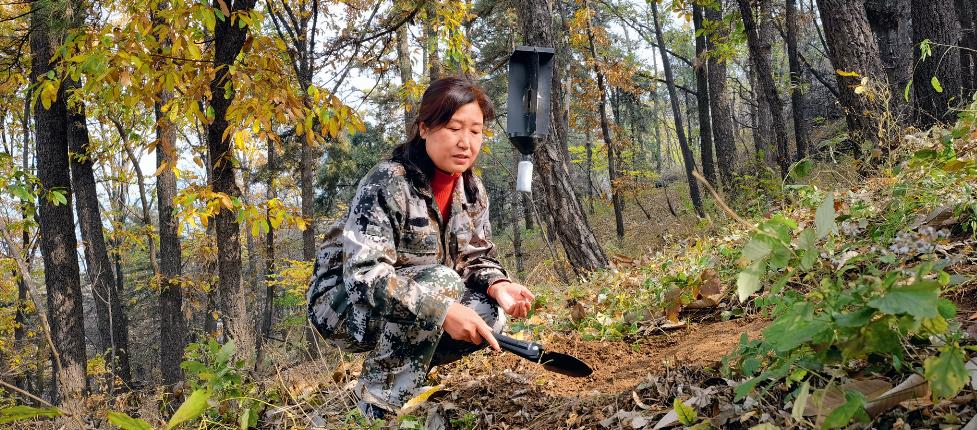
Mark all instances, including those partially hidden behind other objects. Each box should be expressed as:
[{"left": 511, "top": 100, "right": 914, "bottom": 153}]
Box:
[{"left": 442, "top": 302, "right": 500, "bottom": 351}]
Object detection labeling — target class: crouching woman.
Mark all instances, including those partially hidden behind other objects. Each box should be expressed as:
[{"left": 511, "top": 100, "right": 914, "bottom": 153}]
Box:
[{"left": 307, "top": 77, "right": 534, "bottom": 419}]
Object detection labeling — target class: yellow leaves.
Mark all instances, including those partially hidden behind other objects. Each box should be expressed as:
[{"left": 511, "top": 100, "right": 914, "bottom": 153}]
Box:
[
  {"left": 39, "top": 79, "right": 60, "bottom": 110},
  {"left": 836, "top": 69, "right": 860, "bottom": 78}
]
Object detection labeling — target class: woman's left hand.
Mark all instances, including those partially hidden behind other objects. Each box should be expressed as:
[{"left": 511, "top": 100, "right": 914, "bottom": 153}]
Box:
[{"left": 487, "top": 281, "right": 535, "bottom": 318}]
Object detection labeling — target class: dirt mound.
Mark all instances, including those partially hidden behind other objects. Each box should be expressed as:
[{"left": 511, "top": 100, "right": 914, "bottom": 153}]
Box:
[{"left": 424, "top": 317, "right": 767, "bottom": 427}]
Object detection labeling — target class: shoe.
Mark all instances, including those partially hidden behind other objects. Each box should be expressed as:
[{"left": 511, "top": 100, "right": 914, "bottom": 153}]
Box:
[{"left": 358, "top": 400, "right": 391, "bottom": 421}]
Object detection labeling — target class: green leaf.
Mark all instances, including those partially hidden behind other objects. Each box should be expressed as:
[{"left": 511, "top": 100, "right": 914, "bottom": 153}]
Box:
[
  {"left": 107, "top": 411, "right": 153, "bottom": 430},
  {"left": 741, "top": 237, "right": 772, "bottom": 262},
  {"left": 0, "top": 406, "right": 62, "bottom": 424},
  {"left": 673, "top": 398, "right": 697, "bottom": 426},
  {"left": 822, "top": 390, "right": 868, "bottom": 429},
  {"left": 930, "top": 76, "right": 943, "bottom": 93},
  {"left": 737, "top": 260, "right": 765, "bottom": 302},
  {"left": 165, "top": 389, "right": 210, "bottom": 430},
  {"left": 904, "top": 79, "right": 913, "bottom": 102},
  {"left": 815, "top": 193, "right": 835, "bottom": 240},
  {"left": 924, "top": 346, "right": 969, "bottom": 400},
  {"left": 239, "top": 407, "right": 257, "bottom": 430},
  {"left": 868, "top": 279, "right": 940, "bottom": 318},
  {"left": 763, "top": 302, "right": 831, "bottom": 353},
  {"left": 788, "top": 159, "right": 813, "bottom": 180}
]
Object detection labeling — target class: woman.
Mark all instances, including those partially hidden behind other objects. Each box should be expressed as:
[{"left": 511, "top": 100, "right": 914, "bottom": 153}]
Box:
[{"left": 307, "top": 77, "right": 535, "bottom": 419}]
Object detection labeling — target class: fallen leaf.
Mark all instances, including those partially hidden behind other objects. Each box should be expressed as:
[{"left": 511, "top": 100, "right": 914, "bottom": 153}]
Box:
[
  {"left": 400, "top": 385, "right": 442, "bottom": 414},
  {"left": 633, "top": 391, "right": 651, "bottom": 410},
  {"left": 864, "top": 374, "right": 929, "bottom": 417},
  {"left": 570, "top": 301, "right": 587, "bottom": 324},
  {"left": 686, "top": 298, "right": 719, "bottom": 309},
  {"left": 969, "top": 311, "right": 977, "bottom": 321},
  {"left": 660, "top": 320, "right": 687, "bottom": 331},
  {"left": 804, "top": 379, "right": 892, "bottom": 417}
]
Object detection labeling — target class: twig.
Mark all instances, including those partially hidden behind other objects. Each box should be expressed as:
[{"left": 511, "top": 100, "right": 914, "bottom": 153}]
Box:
[
  {"left": 691, "top": 169, "right": 755, "bottom": 229},
  {"left": 0, "top": 379, "right": 55, "bottom": 408}
]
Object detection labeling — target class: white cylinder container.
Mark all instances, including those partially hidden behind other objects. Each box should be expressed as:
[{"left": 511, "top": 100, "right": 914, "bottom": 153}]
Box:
[{"left": 516, "top": 160, "right": 533, "bottom": 193}]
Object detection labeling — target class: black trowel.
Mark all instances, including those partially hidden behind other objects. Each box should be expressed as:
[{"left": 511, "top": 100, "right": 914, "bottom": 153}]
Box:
[{"left": 494, "top": 333, "right": 593, "bottom": 378}]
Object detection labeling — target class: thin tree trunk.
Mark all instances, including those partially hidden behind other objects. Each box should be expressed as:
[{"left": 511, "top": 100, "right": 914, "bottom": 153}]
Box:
[
  {"left": 424, "top": 4, "right": 441, "bottom": 81},
  {"left": 15, "top": 93, "right": 33, "bottom": 393},
  {"left": 117, "top": 122, "right": 161, "bottom": 278},
  {"left": 786, "top": 0, "right": 811, "bottom": 160},
  {"left": 705, "top": 3, "right": 736, "bottom": 190},
  {"left": 155, "top": 88, "right": 186, "bottom": 385},
  {"left": 397, "top": 25, "right": 414, "bottom": 131},
  {"left": 737, "top": 0, "right": 791, "bottom": 178},
  {"left": 651, "top": 0, "right": 705, "bottom": 218},
  {"left": 815, "top": 0, "right": 888, "bottom": 141},
  {"left": 29, "top": 0, "right": 88, "bottom": 408},
  {"left": 585, "top": 127, "right": 594, "bottom": 214},
  {"left": 256, "top": 138, "right": 277, "bottom": 369},
  {"left": 912, "top": 0, "right": 962, "bottom": 127},
  {"left": 513, "top": 0, "right": 610, "bottom": 273},
  {"left": 511, "top": 153, "right": 524, "bottom": 277},
  {"left": 585, "top": 9, "right": 625, "bottom": 239},
  {"left": 68, "top": 85, "right": 131, "bottom": 391},
  {"left": 207, "top": 0, "right": 259, "bottom": 364},
  {"left": 693, "top": 3, "right": 717, "bottom": 187}
]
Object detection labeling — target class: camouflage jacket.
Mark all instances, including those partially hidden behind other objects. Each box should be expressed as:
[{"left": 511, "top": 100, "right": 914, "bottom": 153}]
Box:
[{"left": 307, "top": 161, "right": 509, "bottom": 344}]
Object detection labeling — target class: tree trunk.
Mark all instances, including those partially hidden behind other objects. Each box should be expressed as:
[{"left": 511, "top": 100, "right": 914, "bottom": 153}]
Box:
[
  {"left": 704, "top": 3, "right": 736, "bottom": 190},
  {"left": 692, "top": 4, "right": 718, "bottom": 187},
  {"left": 513, "top": 0, "right": 610, "bottom": 273},
  {"left": 865, "top": 0, "right": 914, "bottom": 114},
  {"left": 786, "top": 0, "right": 811, "bottom": 160},
  {"left": 511, "top": 153, "right": 524, "bottom": 277},
  {"left": 585, "top": 127, "right": 594, "bottom": 214},
  {"left": 68, "top": 86, "right": 131, "bottom": 391},
  {"left": 396, "top": 24, "right": 414, "bottom": 131},
  {"left": 586, "top": 11, "right": 625, "bottom": 239},
  {"left": 155, "top": 93, "right": 186, "bottom": 386},
  {"left": 424, "top": 4, "right": 441, "bottom": 81},
  {"left": 912, "top": 0, "right": 962, "bottom": 127},
  {"left": 651, "top": 0, "right": 705, "bottom": 218},
  {"left": 958, "top": 0, "right": 977, "bottom": 98},
  {"left": 815, "top": 0, "right": 887, "bottom": 141},
  {"left": 29, "top": 0, "right": 88, "bottom": 407},
  {"left": 256, "top": 138, "right": 277, "bottom": 369},
  {"left": 738, "top": 0, "right": 791, "bottom": 178},
  {"left": 207, "top": 0, "right": 259, "bottom": 363}
]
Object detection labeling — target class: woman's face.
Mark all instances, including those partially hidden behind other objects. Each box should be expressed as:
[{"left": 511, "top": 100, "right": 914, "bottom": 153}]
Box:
[{"left": 420, "top": 102, "right": 484, "bottom": 174}]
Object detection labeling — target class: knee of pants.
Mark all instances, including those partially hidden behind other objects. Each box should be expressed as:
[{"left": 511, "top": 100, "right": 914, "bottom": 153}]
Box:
[
  {"left": 459, "top": 290, "right": 506, "bottom": 332},
  {"left": 395, "top": 264, "right": 466, "bottom": 301}
]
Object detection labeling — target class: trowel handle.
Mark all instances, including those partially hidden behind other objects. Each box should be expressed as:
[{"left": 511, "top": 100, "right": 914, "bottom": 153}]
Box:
[{"left": 495, "top": 333, "right": 542, "bottom": 362}]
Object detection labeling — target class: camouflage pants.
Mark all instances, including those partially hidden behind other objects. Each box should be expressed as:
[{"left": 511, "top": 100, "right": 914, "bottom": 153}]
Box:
[{"left": 330, "top": 264, "right": 505, "bottom": 412}]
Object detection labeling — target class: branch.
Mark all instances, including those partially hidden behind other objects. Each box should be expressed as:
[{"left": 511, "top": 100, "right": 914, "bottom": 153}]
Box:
[
  {"left": 595, "top": 0, "right": 695, "bottom": 68},
  {"left": 319, "top": 3, "right": 421, "bottom": 60}
]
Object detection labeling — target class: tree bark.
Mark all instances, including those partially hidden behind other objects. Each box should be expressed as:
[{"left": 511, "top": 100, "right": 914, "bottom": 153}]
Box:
[
  {"left": 68, "top": 86, "right": 132, "bottom": 391},
  {"left": 207, "top": 0, "right": 259, "bottom": 363},
  {"left": 424, "top": 3, "right": 441, "bottom": 81},
  {"left": 651, "top": 0, "right": 705, "bottom": 218},
  {"left": 585, "top": 8, "right": 625, "bottom": 239},
  {"left": 396, "top": 24, "right": 414, "bottom": 131},
  {"left": 704, "top": 3, "right": 736, "bottom": 190},
  {"left": 815, "top": 0, "right": 887, "bottom": 141},
  {"left": 865, "top": 0, "right": 914, "bottom": 114},
  {"left": 786, "top": 0, "right": 811, "bottom": 160},
  {"left": 513, "top": 0, "right": 609, "bottom": 273},
  {"left": 692, "top": 3, "right": 718, "bottom": 187},
  {"left": 585, "top": 127, "right": 594, "bottom": 214},
  {"left": 155, "top": 93, "right": 186, "bottom": 385},
  {"left": 29, "top": 0, "right": 88, "bottom": 407},
  {"left": 255, "top": 138, "right": 276, "bottom": 369},
  {"left": 738, "top": 0, "right": 791, "bottom": 177},
  {"left": 958, "top": 0, "right": 977, "bottom": 97},
  {"left": 912, "top": 0, "right": 962, "bottom": 127}
]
